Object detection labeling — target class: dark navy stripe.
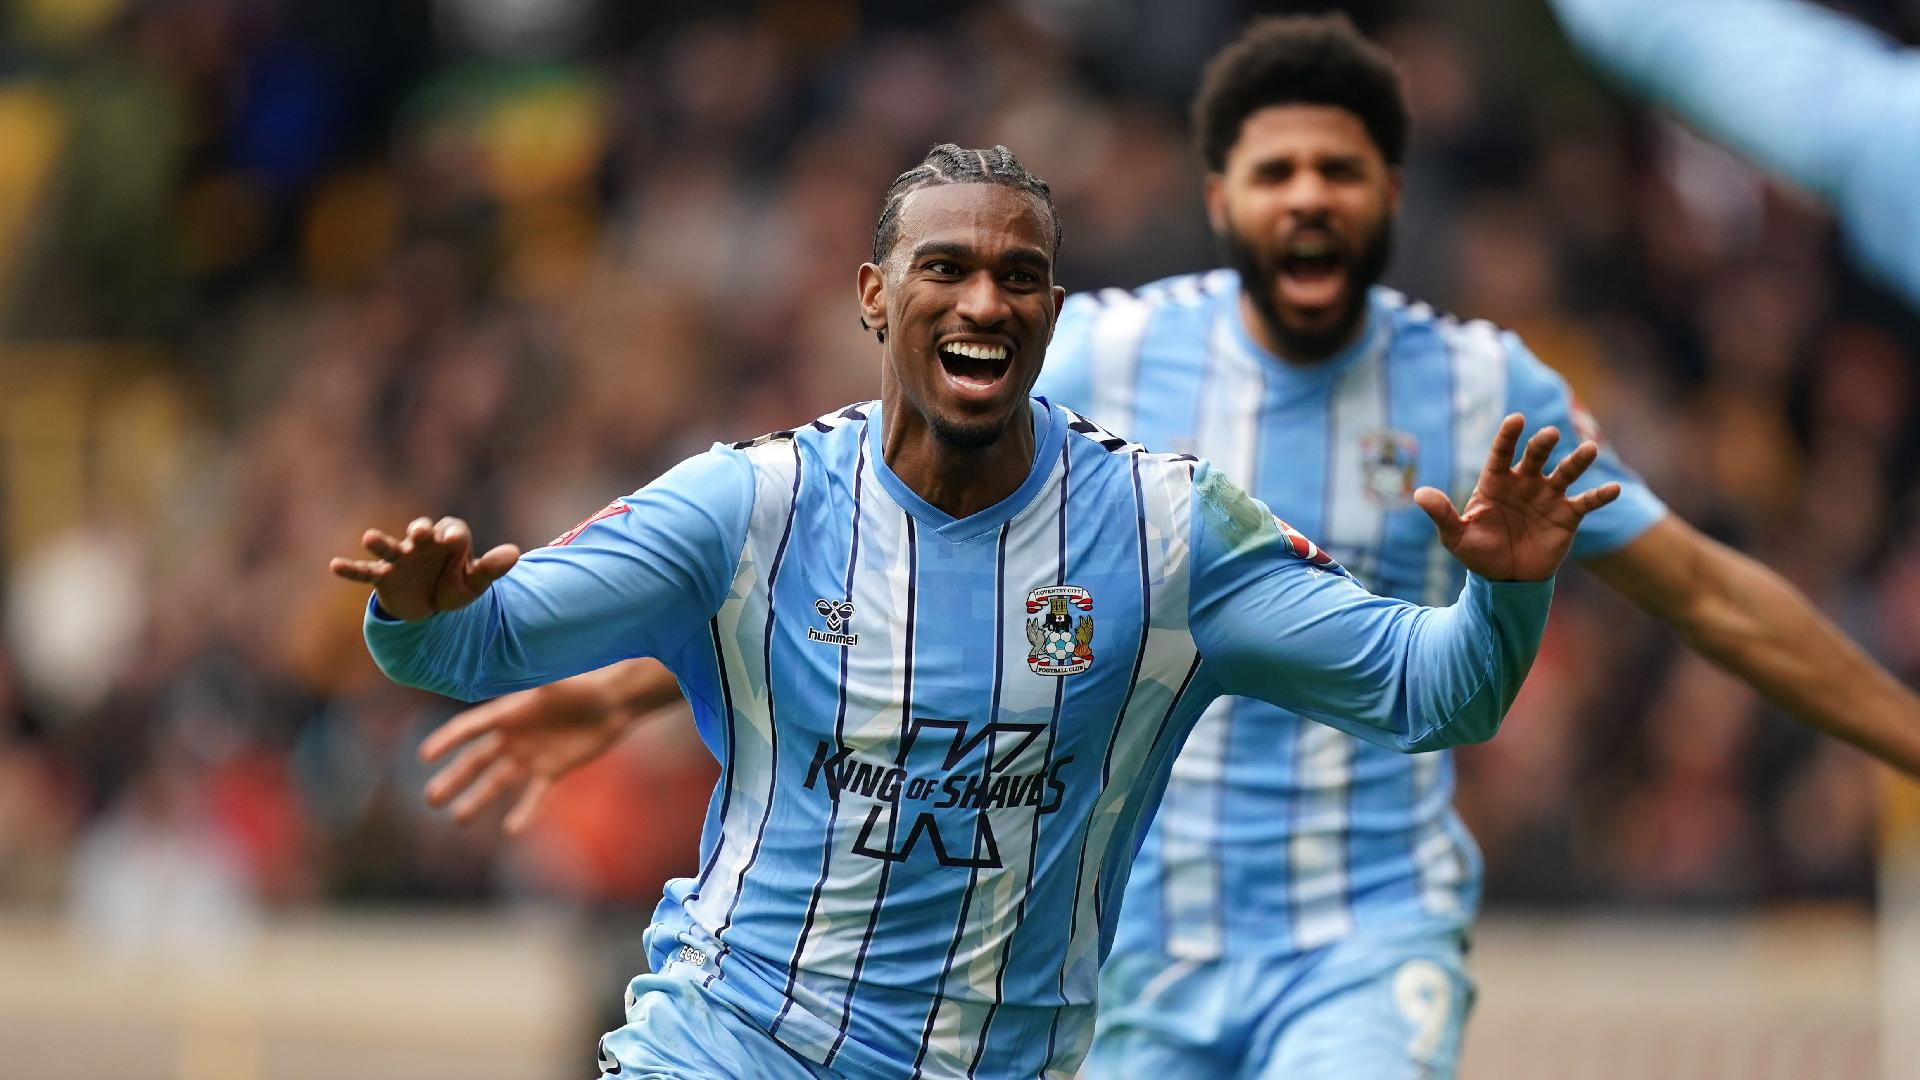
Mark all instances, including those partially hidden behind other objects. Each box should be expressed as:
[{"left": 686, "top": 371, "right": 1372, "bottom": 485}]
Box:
[
  {"left": 828, "top": 515, "right": 917, "bottom": 1065},
  {"left": 775, "top": 429, "right": 868, "bottom": 1034},
  {"left": 1139, "top": 653, "right": 1210, "bottom": 784},
  {"left": 1043, "top": 451, "right": 1153, "bottom": 1067},
  {"left": 969, "top": 443, "right": 1071, "bottom": 1077},
  {"left": 1091, "top": 455, "right": 1153, "bottom": 931},
  {"left": 704, "top": 439, "right": 803, "bottom": 988},
  {"left": 686, "top": 618, "right": 738, "bottom": 902},
  {"left": 911, "top": 523, "right": 1011, "bottom": 1080}
]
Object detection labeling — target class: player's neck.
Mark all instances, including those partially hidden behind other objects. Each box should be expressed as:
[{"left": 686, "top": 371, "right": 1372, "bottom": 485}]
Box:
[{"left": 880, "top": 398, "right": 1036, "bottom": 521}]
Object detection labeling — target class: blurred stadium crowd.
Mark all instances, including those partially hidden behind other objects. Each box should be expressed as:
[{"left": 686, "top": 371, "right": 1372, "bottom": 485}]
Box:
[{"left": 1, "top": 0, "right": 1917, "bottom": 945}]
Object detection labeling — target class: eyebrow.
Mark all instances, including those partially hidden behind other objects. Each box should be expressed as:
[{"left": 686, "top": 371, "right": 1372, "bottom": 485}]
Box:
[{"left": 909, "top": 241, "right": 1052, "bottom": 271}]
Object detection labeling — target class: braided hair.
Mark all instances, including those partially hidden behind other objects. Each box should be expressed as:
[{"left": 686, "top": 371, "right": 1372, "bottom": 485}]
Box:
[{"left": 870, "top": 143, "right": 1063, "bottom": 266}]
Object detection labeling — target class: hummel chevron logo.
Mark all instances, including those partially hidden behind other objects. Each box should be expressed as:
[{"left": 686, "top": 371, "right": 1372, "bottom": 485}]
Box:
[{"left": 810, "top": 598, "right": 858, "bottom": 647}]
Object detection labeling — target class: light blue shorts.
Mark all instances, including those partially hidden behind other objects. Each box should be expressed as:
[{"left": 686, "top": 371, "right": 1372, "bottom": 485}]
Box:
[
  {"left": 595, "top": 975, "right": 833, "bottom": 1080},
  {"left": 1083, "top": 920, "right": 1474, "bottom": 1080}
]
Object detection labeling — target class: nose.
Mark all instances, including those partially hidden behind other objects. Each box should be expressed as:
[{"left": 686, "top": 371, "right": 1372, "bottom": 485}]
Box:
[
  {"left": 953, "top": 270, "right": 1012, "bottom": 327},
  {"left": 1280, "top": 170, "right": 1333, "bottom": 218}
]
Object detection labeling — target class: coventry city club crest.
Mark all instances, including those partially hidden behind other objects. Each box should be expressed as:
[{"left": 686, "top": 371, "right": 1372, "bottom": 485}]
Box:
[
  {"left": 1359, "top": 429, "right": 1419, "bottom": 506},
  {"left": 1025, "top": 585, "right": 1094, "bottom": 676}
]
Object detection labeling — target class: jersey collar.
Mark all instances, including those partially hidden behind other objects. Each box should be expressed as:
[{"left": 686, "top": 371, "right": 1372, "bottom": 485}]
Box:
[{"left": 865, "top": 397, "right": 1065, "bottom": 543}]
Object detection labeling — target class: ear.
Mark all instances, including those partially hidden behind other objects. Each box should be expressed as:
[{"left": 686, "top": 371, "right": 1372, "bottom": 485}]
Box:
[
  {"left": 1384, "top": 165, "right": 1405, "bottom": 217},
  {"left": 857, "top": 262, "right": 887, "bottom": 338},
  {"left": 1204, "top": 172, "right": 1229, "bottom": 237}
]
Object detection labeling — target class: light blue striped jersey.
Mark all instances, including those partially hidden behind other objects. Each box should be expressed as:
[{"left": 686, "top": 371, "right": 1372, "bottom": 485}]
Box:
[
  {"left": 364, "top": 396, "right": 1555, "bottom": 1078},
  {"left": 1036, "top": 272, "right": 1668, "bottom": 963}
]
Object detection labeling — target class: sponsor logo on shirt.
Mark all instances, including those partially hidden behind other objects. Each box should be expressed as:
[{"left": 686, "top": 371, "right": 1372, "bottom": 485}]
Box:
[
  {"left": 1025, "top": 585, "right": 1094, "bottom": 676},
  {"left": 809, "top": 598, "right": 858, "bottom": 647},
  {"left": 803, "top": 718, "right": 1072, "bottom": 869}
]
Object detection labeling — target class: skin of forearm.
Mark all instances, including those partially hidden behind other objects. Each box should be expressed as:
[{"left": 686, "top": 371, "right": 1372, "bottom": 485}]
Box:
[
  {"left": 1591, "top": 521, "right": 1920, "bottom": 775},
  {"left": 601, "top": 657, "right": 686, "bottom": 722}
]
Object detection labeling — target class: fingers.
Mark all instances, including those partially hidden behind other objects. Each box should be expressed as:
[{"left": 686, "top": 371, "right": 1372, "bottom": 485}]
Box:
[
  {"left": 425, "top": 731, "right": 504, "bottom": 807},
  {"left": 1546, "top": 440, "right": 1599, "bottom": 492},
  {"left": 332, "top": 527, "right": 404, "bottom": 582},
  {"left": 433, "top": 515, "right": 472, "bottom": 552},
  {"left": 399, "top": 517, "right": 434, "bottom": 552},
  {"left": 1412, "top": 486, "right": 1466, "bottom": 549},
  {"left": 503, "top": 776, "right": 552, "bottom": 836},
  {"left": 469, "top": 543, "right": 522, "bottom": 590},
  {"left": 1568, "top": 481, "right": 1622, "bottom": 516},
  {"left": 449, "top": 757, "right": 528, "bottom": 825},
  {"left": 421, "top": 697, "right": 524, "bottom": 764},
  {"left": 363, "top": 529, "right": 404, "bottom": 561},
  {"left": 1482, "top": 414, "right": 1526, "bottom": 476},
  {"left": 330, "top": 556, "right": 391, "bottom": 583},
  {"left": 1517, "top": 426, "right": 1560, "bottom": 478}
]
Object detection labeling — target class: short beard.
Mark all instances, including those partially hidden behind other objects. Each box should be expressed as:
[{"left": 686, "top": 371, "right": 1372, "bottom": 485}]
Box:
[
  {"left": 1221, "top": 217, "right": 1395, "bottom": 362},
  {"left": 928, "top": 410, "right": 1013, "bottom": 451}
]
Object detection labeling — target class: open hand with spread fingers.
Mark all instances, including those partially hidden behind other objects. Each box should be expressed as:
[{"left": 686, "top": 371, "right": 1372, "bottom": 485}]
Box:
[
  {"left": 416, "top": 659, "right": 681, "bottom": 834},
  {"left": 1412, "top": 413, "right": 1621, "bottom": 582},
  {"left": 418, "top": 677, "right": 631, "bottom": 834},
  {"left": 328, "top": 515, "right": 521, "bottom": 622}
]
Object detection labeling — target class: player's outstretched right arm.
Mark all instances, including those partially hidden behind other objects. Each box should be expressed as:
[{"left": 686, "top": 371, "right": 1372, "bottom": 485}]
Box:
[
  {"left": 331, "top": 515, "right": 523, "bottom": 621},
  {"left": 1189, "top": 415, "right": 1617, "bottom": 752},
  {"left": 330, "top": 449, "right": 754, "bottom": 702}
]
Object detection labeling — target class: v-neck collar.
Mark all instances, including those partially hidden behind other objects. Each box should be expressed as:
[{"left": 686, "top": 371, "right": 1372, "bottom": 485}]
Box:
[{"left": 865, "top": 398, "right": 1064, "bottom": 543}]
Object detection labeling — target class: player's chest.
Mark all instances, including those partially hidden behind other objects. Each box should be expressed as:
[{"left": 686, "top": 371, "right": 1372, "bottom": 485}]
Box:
[{"left": 761, "top": 514, "right": 1154, "bottom": 748}]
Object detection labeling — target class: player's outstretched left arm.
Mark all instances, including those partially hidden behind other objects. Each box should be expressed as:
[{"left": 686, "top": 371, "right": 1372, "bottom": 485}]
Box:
[
  {"left": 1191, "top": 414, "right": 1616, "bottom": 753},
  {"left": 419, "top": 658, "right": 685, "bottom": 833},
  {"left": 1412, "top": 413, "right": 1621, "bottom": 582}
]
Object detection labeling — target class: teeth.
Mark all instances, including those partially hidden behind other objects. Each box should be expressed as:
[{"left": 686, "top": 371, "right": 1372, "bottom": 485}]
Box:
[{"left": 943, "top": 341, "right": 1008, "bottom": 361}]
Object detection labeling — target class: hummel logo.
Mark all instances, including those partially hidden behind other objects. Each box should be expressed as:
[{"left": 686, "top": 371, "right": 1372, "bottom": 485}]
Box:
[{"left": 809, "top": 598, "right": 858, "bottom": 647}]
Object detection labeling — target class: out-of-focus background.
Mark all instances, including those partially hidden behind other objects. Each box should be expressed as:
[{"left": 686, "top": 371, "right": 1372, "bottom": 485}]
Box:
[{"left": 1, "top": 0, "right": 1916, "bottom": 1076}]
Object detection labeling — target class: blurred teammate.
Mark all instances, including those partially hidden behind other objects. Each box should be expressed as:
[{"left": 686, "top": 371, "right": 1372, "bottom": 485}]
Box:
[
  {"left": 1550, "top": 0, "right": 1920, "bottom": 308},
  {"left": 419, "top": 16, "right": 1920, "bottom": 1078},
  {"left": 332, "top": 143, "right": 1612, "bottom": 1078}
]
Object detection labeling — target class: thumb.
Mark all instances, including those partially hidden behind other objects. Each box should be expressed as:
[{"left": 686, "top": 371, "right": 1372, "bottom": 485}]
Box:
[
  {"left": 1413, "top": 487, "right": 1465, "bottom": 550},
  {"left": 468, "top": 543, "right": 522, "bottom": 591}
]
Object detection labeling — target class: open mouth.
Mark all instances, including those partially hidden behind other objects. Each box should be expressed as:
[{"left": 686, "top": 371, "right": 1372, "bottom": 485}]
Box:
[
  {"left": 937, "top": 340, "right": 1013, "bottom": 397},
  {"left": 1276, "top": 235, "right": 1349, "bottom": 314}
]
